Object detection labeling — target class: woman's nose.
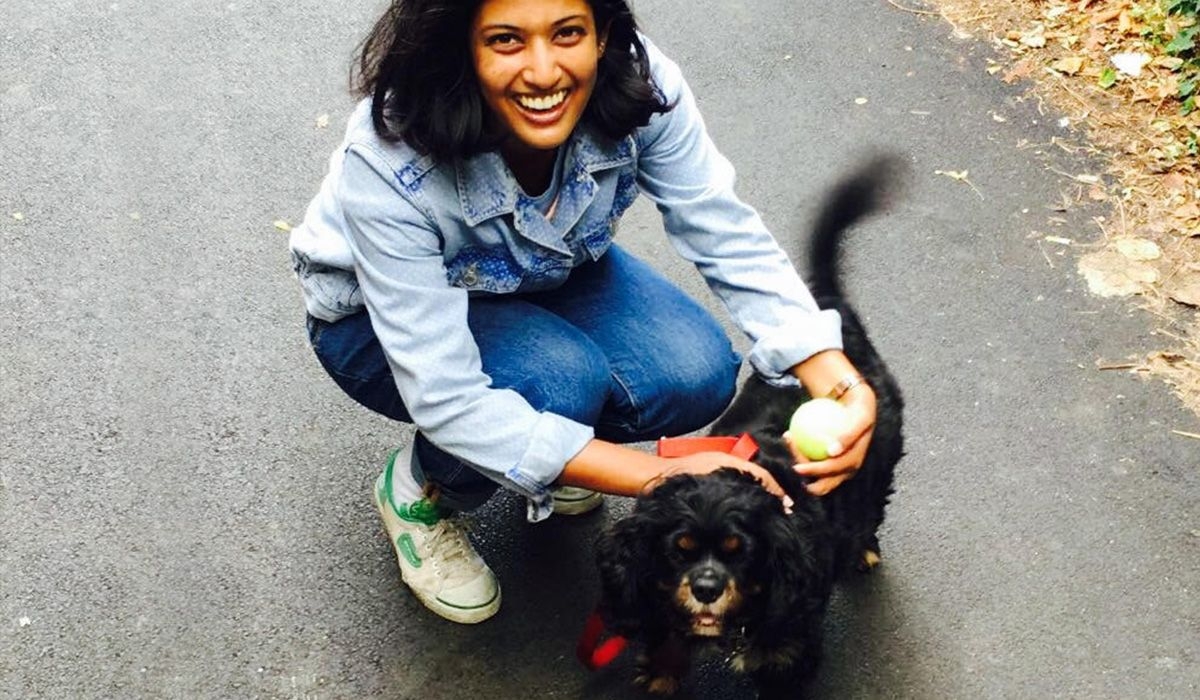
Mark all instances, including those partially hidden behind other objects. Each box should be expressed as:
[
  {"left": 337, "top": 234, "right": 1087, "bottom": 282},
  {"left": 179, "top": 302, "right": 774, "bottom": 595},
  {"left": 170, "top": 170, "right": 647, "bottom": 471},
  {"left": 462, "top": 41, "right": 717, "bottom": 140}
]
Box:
[{"left": 522, "top": 39, "right": 562, "bottom": 88}]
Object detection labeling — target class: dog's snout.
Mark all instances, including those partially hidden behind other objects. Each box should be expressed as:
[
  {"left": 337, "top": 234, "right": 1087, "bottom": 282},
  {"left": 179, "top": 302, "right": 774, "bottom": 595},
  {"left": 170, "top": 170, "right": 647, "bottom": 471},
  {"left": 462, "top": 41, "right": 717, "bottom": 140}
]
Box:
[{"left": 689, "top": 569, "right": 727, "bottom": 604}]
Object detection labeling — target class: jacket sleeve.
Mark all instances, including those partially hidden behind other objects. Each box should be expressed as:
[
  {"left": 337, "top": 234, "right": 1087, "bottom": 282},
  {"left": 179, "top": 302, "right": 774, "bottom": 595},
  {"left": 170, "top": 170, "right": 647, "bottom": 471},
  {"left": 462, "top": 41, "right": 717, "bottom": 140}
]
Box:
[
  {"left": 634, "top": 38, "right": 843, "bottom": 383},
  {"left": 336, "top": 144, "right": 594, "bottom": 521}
]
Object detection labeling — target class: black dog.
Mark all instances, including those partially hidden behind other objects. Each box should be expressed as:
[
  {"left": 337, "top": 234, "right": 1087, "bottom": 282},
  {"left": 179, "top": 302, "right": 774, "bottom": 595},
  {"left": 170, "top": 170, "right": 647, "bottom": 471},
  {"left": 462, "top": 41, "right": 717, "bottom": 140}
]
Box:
[{"left": 594, "top": 157, "right": 906, "bottom": 698}]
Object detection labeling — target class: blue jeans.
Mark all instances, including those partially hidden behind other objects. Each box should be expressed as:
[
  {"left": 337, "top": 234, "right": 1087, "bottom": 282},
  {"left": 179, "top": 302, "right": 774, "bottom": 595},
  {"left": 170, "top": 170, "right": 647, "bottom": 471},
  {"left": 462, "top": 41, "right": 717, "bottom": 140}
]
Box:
[{"left": 306, "top": 246, "right": 741, "bottom": 511}]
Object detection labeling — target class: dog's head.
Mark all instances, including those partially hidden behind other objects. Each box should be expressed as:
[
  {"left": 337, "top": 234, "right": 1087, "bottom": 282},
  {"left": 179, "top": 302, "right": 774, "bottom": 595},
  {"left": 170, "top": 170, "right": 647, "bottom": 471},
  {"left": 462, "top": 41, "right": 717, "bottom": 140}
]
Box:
[{"left": 596, "top": 468, "right": 830, "bottom": 642}]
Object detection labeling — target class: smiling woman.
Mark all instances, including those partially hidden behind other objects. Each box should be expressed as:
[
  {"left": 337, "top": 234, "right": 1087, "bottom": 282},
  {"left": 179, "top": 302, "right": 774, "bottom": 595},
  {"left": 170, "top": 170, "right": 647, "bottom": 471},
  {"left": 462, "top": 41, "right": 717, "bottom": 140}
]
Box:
[
  {"left": 288, "top": 0, "right": 878, "bottom": 626},
  {"left": 471, "top": 0, "right": 604, "bottom": 189}
]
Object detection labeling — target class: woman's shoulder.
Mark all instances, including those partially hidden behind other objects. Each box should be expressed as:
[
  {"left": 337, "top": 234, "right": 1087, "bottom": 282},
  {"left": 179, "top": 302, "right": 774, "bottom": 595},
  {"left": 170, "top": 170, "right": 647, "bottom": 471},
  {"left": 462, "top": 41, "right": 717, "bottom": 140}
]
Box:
[
  {"left": 637, "top": 33, "right": 686, "bottom": 101},
  {"left": 339, "top": 99, "right": 442, "bottom": 184}
]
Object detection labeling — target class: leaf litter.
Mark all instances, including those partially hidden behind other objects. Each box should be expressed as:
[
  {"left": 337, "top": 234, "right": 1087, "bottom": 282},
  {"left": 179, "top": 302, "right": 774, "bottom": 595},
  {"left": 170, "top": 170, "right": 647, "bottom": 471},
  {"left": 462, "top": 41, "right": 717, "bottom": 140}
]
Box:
[{"left": 904, "top": 0, "right": 1200, "bottom": 419}]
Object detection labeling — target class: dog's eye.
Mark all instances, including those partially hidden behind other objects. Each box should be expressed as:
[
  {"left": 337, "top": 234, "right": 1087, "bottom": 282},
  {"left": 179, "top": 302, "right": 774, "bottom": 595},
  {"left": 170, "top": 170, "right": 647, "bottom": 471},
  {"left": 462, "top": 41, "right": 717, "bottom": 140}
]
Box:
[
  {"left": 721, "top": 536, "right": 742, "bottom": 553},
  {"left": 676, "top": 535, "right": 698, "bottom": 552}
]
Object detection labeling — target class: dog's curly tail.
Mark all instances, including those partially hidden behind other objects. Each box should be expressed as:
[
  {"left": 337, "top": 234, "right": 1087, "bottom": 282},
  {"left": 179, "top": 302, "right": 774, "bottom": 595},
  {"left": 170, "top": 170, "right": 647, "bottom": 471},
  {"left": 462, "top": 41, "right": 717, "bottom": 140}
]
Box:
[{"left": 807, "top": 154, "right": 905, "bottom": 301}]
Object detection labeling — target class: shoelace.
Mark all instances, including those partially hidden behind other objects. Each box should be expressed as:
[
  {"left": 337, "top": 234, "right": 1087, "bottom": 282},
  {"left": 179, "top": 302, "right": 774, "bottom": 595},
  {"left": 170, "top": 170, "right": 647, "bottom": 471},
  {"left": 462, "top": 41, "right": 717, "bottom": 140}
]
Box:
[{"left": 423, "top": 518, "right": 480, "bottom": 587}]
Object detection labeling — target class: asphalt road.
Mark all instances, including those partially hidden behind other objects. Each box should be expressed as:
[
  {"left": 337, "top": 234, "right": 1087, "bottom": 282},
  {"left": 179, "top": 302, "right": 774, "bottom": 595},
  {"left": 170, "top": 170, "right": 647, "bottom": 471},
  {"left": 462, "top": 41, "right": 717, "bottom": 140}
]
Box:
[{"left": 2, "top": 1, "right": 1197, "bottom": 698}]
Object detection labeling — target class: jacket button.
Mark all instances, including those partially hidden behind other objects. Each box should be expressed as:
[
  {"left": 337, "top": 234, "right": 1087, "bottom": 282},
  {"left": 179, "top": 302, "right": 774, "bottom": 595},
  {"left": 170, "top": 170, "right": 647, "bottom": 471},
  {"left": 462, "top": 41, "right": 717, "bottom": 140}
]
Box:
[{"left": 462, "top": 264, "right": 478, "bottom": 286}]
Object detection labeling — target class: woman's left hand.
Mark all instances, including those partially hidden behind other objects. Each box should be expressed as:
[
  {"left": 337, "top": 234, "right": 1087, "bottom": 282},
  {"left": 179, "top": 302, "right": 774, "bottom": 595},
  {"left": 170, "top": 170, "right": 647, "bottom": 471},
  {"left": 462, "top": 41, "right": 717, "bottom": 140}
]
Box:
[{"left": 787, "top": 380, "right": 877, "bottom": 496}]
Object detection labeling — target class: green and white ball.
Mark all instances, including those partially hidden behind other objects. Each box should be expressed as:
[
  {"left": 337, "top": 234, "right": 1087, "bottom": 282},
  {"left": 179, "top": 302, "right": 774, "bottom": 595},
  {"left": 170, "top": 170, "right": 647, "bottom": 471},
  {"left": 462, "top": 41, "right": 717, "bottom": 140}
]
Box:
[{"left": 787, "top": 398, "right": 852, "bottom": 461}]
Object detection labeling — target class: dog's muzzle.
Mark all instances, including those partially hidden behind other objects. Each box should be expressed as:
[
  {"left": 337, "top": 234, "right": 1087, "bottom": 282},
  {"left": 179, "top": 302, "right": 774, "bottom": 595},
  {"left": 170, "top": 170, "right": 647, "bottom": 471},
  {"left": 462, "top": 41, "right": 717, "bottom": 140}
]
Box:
[{"left": 689, "top": 568, "right": 729, "bottom": 604}]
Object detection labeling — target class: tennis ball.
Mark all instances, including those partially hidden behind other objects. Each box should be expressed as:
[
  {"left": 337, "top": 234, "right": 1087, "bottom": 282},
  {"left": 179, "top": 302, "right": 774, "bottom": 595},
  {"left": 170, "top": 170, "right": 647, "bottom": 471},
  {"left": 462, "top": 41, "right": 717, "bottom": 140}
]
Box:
[{"left": 787, "top": 398, "right": 852, "bottom": 461}]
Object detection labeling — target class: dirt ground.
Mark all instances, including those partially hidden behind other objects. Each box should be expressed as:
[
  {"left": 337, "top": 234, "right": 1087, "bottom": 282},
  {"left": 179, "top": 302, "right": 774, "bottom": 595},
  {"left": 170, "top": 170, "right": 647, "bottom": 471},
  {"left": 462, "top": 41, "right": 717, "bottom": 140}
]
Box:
[{"left": 906, "top": 0, "right": 1199, "bottom": 423}]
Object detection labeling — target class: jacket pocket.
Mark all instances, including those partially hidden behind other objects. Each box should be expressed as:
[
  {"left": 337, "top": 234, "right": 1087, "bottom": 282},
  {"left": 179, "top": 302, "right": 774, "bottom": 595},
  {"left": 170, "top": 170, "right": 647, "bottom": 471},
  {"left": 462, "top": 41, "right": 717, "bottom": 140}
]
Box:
[{"left": 445, "top": 246, "right": 523, "bottom": 293}]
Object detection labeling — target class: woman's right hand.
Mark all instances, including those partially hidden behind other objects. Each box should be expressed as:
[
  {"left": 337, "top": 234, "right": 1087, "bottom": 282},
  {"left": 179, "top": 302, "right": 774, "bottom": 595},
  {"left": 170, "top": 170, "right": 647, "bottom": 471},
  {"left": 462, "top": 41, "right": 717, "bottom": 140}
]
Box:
[{"left": 644, "top": 452, "right": 794, "bottom": 513}]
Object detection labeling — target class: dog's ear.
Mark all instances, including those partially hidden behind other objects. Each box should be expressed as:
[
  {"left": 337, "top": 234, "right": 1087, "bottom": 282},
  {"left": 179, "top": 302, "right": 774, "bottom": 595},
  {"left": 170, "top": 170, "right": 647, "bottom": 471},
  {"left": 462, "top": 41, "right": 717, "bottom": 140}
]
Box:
[
  {"left": 594, "top": 506, "right": 661, "bottom": 635},
  {"left": 760, "top": 510, "right": 833, "bottom": 636}
]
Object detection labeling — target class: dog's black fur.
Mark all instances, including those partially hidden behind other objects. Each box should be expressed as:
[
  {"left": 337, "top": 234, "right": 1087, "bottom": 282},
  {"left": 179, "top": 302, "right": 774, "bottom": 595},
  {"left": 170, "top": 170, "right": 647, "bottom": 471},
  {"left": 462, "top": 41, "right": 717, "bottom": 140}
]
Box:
[{"left": 594, "top": 157, "right": 906, "bottom": 698}]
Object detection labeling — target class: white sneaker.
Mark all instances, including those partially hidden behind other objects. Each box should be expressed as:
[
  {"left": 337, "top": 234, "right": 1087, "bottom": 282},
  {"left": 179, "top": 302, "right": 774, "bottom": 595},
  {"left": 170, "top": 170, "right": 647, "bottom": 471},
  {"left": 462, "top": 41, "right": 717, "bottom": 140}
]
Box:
[
  {"left": 550, "top": 485, "right": 604, "bottom": 515},
  {"left": 373, "top": 447, "right": 501, "bottom": 624}
]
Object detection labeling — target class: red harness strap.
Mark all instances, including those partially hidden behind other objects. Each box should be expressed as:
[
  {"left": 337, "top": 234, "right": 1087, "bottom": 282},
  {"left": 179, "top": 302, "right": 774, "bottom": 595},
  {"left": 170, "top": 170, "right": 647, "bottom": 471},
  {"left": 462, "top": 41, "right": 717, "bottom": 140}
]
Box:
[{"left": 578, "top": 433, "right": 760, "bottom": 670}]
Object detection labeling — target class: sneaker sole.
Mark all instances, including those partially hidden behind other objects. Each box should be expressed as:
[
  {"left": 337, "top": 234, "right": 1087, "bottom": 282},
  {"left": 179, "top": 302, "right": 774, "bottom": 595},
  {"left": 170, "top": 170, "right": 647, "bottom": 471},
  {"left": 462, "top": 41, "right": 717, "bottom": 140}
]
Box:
[
  {"left": 373, "top": 475, "right": 501, "bottom": 624},
  {"left": 551, "top": 490, "right": 605, "bottom": 516}
]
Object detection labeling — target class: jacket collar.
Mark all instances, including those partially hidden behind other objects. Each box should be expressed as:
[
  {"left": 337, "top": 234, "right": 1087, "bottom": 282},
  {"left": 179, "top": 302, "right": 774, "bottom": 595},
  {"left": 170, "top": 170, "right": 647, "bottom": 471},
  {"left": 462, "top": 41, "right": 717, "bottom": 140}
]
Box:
[{"left": 456, "top": 127, "right": 635, "bottom": 226}]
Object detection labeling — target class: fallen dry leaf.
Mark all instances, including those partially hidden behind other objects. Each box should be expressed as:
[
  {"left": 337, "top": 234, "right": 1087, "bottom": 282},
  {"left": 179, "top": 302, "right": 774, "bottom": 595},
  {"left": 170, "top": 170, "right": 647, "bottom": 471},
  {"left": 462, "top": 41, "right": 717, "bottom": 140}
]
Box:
[
  {"left": 1118, "top": 9, "right": 1134, "bottom": 34},
  {"left": 1165, "top": 270, "right": 1200, "bottom": 307},
  {"left": 1163, "top": 172, "right": 1189, "bottom": 193},
  {"left": 1052, "top": 56, "right": 1087, "bottom": 75},
  {"left": 1003, "top": 59, "right": 1039, "bottom": 84},
  {"left": 1174, "top": 202, "right": 1200, "bottom": 222},
  {"left": 1092, "top": 6, "right": 1125, "bottom": 25},
  {"left": 1113, "top": 237, "right": 1162, "bottom": 261},
  {"left": 316, "top": 114, "right": 330, "bottom": 129},
  {"left": 1078, "top": 250, "right": 1159, "bottom": 297},
  {"left": 1154, "top": 56, "right": 1185, "bottom": 70},
  {"left": 1020, "top": 24, "right": 1047, "bottom": 48},
  {"left": 11, "top": 212, "right": 24, "bottom": 221},
  {"left": 273, "top": 220, "right": 293, "bottom": 232}
]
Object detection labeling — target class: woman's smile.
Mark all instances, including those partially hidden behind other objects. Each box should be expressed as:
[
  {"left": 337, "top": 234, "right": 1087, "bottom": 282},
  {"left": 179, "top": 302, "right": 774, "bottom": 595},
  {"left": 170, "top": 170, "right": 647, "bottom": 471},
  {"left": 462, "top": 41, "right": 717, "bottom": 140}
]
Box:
[
  {"left": 471, "top": 0, "right": 605, "bottom": 156},
  {"left": 515, "top": 88, "right": 570, "bottom": 113}
]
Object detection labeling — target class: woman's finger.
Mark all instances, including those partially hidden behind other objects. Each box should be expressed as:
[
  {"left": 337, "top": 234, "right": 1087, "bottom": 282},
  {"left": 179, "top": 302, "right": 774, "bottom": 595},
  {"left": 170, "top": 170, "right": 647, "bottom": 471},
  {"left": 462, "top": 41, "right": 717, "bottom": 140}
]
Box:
[
  {"left": 805, "top": 472, "right": 853, "bottom": 496},
  {"left": 792, "top": 455, "right": 856, "bottom": 478},
  {"left": 826, "top": 405, "right": 874, "bottom": 458}
]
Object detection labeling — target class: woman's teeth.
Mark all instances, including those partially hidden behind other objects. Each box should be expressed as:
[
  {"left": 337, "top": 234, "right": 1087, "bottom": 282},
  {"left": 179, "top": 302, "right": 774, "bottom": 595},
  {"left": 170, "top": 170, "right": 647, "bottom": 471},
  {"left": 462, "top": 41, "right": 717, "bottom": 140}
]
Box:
[{"left": 516, "top": 90, "right": 567, "bottom": 111}]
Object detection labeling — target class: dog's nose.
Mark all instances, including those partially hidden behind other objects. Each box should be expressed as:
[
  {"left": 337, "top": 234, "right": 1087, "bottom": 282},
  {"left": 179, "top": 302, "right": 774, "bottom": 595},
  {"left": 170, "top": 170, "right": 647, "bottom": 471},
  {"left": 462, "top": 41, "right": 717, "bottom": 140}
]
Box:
[{"left": 689, "top": 570, "right": 727, "bottom": 604}]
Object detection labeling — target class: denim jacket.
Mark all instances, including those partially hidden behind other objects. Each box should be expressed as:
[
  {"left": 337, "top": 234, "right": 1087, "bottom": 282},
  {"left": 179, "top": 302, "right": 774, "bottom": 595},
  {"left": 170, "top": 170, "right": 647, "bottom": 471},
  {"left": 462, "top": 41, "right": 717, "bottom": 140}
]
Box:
[{"left": 289, "top": 37, "right": 842, "bottom": 521}]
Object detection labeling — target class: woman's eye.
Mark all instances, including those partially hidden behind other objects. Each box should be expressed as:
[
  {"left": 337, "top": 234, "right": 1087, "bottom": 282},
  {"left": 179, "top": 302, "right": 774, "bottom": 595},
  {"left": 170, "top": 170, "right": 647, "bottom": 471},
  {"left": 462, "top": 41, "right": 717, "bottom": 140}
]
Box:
[
  {"left": 555, "top": 26, "right": 586, "bottom": 42},
  {"left": 485, "top": 33, "right": 521, "bottom": 47}
]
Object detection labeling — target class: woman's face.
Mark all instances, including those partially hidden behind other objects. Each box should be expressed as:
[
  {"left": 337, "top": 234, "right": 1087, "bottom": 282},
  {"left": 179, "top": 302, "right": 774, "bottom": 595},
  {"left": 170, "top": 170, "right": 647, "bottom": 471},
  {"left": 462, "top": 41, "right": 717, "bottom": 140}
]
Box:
[{"left": 470, "top": 0, "right": 605, "bottom": 155}]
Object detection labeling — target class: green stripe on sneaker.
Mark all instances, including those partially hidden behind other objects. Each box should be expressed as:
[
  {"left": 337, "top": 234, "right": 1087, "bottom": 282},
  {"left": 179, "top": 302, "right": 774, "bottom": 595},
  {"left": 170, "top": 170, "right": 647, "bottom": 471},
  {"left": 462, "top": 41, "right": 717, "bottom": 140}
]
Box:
[
  {"left": 395, "top": 534, "right": 422, "bottom": 568},
  {"left": 382, "top": 448, "right": 441, "bottom": 526}
]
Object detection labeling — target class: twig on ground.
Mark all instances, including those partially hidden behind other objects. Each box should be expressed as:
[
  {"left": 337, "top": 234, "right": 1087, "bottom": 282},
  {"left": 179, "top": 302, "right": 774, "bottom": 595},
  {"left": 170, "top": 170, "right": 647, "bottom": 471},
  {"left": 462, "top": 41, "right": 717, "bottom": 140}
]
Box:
[
  {"left": 1037, "top": 240, "right": 1057, "bottom": 268},
  {"left": 885, "top": 0, "right": 942, "bottom": 17},
  {"left": 1172, "top": 430, "right": 1200, "bottom": 440},
  {"left": 934, "top": 169, "right": 985, "bottom": 199}
]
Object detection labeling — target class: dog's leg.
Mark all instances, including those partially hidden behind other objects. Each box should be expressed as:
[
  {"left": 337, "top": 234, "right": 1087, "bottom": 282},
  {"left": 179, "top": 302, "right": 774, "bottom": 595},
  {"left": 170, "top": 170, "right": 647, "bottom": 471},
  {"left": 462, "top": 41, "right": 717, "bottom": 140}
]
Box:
[
  {"left": 633, "top": 634, "right": 689, "bottom": 696},
  {"left": 751, "top": 657, "right": 820, "bottom": 700},
  {"left": 858, "top": 533, "right": 882, "bottom": 572}
]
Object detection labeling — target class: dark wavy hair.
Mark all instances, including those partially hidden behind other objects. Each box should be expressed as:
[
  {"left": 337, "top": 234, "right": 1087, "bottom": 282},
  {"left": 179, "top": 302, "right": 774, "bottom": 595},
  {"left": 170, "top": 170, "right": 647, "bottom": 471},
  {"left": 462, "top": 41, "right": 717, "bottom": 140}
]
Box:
[{"left": 352, "top": 0, "right": 672, "bottom": 161}]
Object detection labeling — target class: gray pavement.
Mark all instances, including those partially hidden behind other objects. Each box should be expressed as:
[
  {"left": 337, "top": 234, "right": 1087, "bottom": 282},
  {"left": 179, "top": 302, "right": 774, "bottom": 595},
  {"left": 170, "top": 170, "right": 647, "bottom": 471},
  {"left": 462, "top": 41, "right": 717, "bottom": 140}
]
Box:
[{"left": 2, "top": 0, "right": 1197, "bottom": 698}]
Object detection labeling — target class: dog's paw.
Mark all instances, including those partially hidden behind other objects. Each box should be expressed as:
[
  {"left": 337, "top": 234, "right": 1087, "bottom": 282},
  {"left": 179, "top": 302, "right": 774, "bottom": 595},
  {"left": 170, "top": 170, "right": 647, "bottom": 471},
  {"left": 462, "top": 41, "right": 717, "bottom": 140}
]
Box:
[
  {"left": 635, "top": 674, "right": 681, "bottom": 696},
  {"left": 635, "top": 655, "right": 683, "bottom": 696},
  {"left": 857, "top": 548, "right": 882, "bottom": 572}
]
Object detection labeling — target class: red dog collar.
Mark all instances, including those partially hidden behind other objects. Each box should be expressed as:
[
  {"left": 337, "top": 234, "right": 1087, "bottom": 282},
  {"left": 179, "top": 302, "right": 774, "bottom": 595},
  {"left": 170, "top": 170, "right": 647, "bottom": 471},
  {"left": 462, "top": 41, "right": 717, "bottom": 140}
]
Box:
[{"left": 656, "top": 433, "right": 759, "bottom": 460}]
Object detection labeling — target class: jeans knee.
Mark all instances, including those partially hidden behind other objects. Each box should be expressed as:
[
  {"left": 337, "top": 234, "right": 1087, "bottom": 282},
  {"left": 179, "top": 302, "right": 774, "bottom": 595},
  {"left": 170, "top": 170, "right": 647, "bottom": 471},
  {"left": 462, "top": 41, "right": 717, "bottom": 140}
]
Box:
[
  {"left": 666, "top": 345, "right": 741, "bottom": 427},
  {"left": 486, "top": 340, "right": 611, "bottom": 426},
  {"left": 602, "top": 341, "right": 742, "bottom": 441}
]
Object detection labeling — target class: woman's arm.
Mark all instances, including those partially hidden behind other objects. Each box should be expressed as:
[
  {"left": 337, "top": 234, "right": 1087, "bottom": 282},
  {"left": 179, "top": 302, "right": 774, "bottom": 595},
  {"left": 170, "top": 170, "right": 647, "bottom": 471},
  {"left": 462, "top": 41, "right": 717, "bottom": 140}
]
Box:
[{"left": 558, "top": 439, "right": 791, "bottom": 506}]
